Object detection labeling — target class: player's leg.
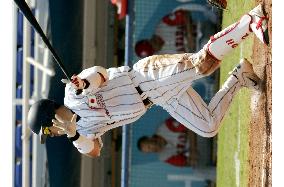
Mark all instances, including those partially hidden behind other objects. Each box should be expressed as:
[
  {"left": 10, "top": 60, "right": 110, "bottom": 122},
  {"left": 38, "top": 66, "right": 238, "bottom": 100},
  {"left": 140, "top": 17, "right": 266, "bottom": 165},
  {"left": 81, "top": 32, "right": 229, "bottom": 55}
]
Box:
[
  {"left": 161, "top": 58, "right": 261, "bottom": 137},
  {"left": 131, "top": 53, "right": 198, "bottom": 87},
  {"left": 206, "top": 58, "right": 261, "bottom": 130},
  {"left": 161, "top": 86, "right": 216, "bottom": 137},
  {"left": 190, "top": 4, "right": 268, "bottom": 78},
  {"left": 206, "top": 4, "right": 269, "bottom": 61}
]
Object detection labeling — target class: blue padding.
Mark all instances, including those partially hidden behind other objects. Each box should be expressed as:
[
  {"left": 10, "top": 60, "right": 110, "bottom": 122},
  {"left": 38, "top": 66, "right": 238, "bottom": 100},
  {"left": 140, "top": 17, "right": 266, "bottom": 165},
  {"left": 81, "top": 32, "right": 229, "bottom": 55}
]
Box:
[
  {"left": 30, "top": 159, "right": 32, "bottom": 187},
  {"left": 15, "top": 160, "right": 22, "bottom": 187},
  {"left": 30, "top": 135, "right": 33, "bottom": 154},
  {"left": 16, "top": 48, "right": 35, "bottom": 86},
  {"left": 31, "top": 8, "right": 36, "bottom": 46},
  {"left": 16, "top": 106, "right": 22, "bottom": 121},
  {"left": 16, "top": 85, "right": 22, "bottom": 98},
  {"left": 17, "top": 11, "right": 23, "bottom": 47},
  {"left": 16, "top": 84, "right": 33, "bottom": 98},
  {"left": 14, "top": 160, "right": 32, "bottom": 187},
  {"left": 15, "top": 123, "right": 33, "bottom": 163},
  {"left": 30, "top": 43, "right": 35, "bottom": 58},
  {"left": 15, "top": 124, "right": 22, "bottom": 158},
  {"left": 15, "top": 85, "right": 22, "bottom": 120},
  {"left": 17, "top": 48, "right": 23, "bottom": 85},
  {"left": 30, "top": 64, "right": 34, "bottom": 85},
  {"left": 31, "top": 28, "right": 35, "bottom": 46},
  {"left": 17, "top": 8, "right": 35, "bottom": 47}
]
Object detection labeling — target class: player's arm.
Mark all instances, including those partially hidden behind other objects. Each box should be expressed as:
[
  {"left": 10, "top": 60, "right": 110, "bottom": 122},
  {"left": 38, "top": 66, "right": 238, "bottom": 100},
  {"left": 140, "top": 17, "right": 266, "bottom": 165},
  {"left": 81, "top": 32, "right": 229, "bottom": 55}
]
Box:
[
  {"left": 84, "top": 138, "right": 103, "bottom": 158},
  {"left": 69, "top": 132, "right": 103, "bottom": 158},
  {"left": 61, "top": 66, "right": 108, "bottom": 94},
  {"left": 52, "top": 113, "right": 103, "bottom": 157},
  {"left": 72, "top": 66, "right": 108, "bottom": 91}
]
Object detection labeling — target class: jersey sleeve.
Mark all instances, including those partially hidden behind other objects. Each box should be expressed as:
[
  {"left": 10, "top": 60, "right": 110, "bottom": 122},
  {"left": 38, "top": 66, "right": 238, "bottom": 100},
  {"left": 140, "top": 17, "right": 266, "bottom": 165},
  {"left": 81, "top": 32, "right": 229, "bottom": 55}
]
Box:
[{"left": 64, "top": 83, "right": 85, "bottom": 108}]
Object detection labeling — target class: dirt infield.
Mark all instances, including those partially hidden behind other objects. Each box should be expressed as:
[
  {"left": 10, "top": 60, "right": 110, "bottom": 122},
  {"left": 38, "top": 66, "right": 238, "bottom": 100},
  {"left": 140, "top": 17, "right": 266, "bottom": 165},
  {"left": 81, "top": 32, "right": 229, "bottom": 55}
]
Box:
[{"left": 248, "top": 0, "right": 272, "bottom": 186}]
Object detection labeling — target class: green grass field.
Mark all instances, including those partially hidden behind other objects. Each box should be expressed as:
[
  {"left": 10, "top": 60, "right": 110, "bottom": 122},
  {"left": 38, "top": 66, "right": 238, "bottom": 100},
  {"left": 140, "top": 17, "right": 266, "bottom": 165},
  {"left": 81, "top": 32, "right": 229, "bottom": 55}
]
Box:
[{"left": 216, "top": 1, "right": 255, "bottom": 187}]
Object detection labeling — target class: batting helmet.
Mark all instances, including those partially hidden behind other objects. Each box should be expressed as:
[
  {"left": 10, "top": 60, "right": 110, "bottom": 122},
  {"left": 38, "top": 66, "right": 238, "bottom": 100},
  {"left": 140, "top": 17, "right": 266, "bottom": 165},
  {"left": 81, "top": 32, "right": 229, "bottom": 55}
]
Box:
[
  {"left": 135, "top": 40, "right": 154, "bottom": 58},
  {"left": 28, "top": 99, "right": 60, "bottom": 143}
]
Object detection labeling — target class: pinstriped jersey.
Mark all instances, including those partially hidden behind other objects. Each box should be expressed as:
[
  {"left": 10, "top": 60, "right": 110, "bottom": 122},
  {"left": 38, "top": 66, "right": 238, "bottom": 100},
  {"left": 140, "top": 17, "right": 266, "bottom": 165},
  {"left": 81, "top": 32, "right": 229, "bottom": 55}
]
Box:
[{"left": 64, "top": 66, "right": 147, "bottom": 139}]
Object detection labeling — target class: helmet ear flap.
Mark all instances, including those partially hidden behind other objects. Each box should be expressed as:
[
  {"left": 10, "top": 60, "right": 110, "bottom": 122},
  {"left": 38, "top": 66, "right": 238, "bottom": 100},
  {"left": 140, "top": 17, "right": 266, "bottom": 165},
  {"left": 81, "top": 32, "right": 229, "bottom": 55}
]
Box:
[{"left": 40, "top": 131, "right": 48, "bottom": 144}]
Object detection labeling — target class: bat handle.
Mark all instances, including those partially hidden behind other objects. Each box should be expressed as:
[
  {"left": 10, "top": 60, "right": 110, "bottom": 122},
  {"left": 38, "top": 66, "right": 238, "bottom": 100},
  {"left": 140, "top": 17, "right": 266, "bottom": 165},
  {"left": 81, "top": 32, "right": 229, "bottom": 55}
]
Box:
[{"left": 76, "top": 89, "right": 83, "bottom": 95}]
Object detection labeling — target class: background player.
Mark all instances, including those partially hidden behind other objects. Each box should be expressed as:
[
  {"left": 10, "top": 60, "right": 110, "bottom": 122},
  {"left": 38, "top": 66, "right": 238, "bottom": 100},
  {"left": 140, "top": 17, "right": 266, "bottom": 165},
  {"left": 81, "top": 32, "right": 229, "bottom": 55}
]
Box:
[{"left": 137, "top": 118, "right": 198, "bottom": 167}]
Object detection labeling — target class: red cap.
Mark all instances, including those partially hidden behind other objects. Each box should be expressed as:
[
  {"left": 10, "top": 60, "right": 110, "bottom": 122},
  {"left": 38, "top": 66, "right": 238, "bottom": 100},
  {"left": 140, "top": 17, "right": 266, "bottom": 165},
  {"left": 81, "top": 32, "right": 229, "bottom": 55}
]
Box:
[{"left": 135, "top": 40, "right": 155, "bottom": 58}]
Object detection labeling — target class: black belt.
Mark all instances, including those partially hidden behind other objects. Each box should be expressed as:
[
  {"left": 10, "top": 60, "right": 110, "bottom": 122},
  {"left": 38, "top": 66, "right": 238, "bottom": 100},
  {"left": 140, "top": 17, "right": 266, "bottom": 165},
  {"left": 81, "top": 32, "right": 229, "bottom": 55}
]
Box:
[{"left": 135, "top": 86, "right": 153, "bottom": 109}]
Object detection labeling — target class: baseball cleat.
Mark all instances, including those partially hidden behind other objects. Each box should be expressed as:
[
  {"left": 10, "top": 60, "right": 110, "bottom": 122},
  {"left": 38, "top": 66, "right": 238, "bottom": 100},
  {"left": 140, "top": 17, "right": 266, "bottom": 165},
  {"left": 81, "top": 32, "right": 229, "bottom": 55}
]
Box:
[
  {"left": 229, "top": 58, "right": 261, "bottom": 90},
  {"left": 249, "top": 4, "right": 269, "bottom": 45}
]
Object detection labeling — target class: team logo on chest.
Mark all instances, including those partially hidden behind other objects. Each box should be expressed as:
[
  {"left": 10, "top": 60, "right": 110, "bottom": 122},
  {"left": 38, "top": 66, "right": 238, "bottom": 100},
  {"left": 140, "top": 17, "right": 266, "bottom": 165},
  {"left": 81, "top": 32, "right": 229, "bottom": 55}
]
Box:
[
  {"left": 87, "top": 93, "right": 110, "bottom": 116},
  {"left": 88, "top": 95, "right": 100, "bottom": 109},
  {"left": 87, "top": 93, "right": 104, "bottom": 109}
]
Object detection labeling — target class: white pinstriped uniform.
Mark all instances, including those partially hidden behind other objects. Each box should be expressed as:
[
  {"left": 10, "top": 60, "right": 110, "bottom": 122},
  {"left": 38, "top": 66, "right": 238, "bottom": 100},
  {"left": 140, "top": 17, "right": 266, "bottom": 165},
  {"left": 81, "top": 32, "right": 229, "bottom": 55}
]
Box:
[
  {"left": 64, "top": 53, "right": 241, "bottom": 141},
  {"left": 64, "top": 7, "right": 265, "bottom": 142}
]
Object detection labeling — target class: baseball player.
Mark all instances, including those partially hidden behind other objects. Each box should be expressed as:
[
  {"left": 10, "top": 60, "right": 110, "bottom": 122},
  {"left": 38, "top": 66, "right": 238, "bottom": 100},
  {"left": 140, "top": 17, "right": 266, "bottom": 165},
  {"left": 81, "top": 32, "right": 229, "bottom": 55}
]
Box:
[
  {"left": 28, "top": 4, "right": 268, "bottom": 157},
  {"left": 135, "top": 9, "right": 195, "bottom": 57}
]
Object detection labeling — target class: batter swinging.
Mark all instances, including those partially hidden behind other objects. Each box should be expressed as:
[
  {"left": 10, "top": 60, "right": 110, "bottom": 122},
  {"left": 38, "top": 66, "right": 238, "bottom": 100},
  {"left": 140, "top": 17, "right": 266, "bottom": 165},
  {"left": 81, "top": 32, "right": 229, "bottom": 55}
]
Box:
[{"left": 28, "top": 4, "right": 269, "bottom": 157}]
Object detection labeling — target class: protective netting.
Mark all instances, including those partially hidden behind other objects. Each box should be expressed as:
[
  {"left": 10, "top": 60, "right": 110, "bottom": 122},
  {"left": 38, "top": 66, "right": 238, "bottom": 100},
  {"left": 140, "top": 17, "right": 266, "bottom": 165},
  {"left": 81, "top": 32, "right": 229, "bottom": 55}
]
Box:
[{"left": 126, "top": 0, "right": 221, "bottom": 187}]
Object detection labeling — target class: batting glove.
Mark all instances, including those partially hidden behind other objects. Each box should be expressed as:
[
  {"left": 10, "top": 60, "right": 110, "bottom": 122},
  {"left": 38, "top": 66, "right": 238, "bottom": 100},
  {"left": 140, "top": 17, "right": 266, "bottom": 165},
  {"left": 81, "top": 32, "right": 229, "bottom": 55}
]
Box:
[
  {"left": 70, "top": 75, "right": 86, "bottom": 90},
  {"left": 52, "top": 114, "right": 77, "bottom": 138}
]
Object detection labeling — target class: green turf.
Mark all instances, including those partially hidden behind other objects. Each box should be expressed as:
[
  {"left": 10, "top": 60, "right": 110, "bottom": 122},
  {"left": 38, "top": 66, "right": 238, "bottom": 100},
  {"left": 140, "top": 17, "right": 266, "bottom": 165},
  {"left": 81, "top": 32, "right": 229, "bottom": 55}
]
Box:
[{"left": 216, "top": 1, "right": 255, "bottom": 187}]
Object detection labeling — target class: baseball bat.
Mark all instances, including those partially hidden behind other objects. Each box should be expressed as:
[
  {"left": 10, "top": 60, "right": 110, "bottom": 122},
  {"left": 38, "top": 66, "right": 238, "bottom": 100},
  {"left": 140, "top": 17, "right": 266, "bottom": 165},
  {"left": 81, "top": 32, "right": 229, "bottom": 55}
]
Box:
[{"left": 14, "top": 0, "right": 83, "bottom": 94}]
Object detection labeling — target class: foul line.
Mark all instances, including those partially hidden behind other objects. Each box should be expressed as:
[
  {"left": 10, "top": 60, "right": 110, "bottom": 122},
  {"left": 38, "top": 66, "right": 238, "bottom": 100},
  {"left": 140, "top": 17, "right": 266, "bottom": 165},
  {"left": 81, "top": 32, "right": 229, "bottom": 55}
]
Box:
[{"left": 234, "top": 43, "right": 243, "bottom": 187}]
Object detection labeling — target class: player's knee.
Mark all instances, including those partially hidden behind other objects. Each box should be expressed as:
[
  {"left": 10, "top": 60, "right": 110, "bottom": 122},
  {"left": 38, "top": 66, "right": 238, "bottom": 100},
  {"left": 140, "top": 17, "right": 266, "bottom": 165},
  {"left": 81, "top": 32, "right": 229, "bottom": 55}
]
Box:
[
  {"left": 199, "top": 122, "right": 219, "bottom": 138},
  {"left": 191, "top": 51, "right": 221, "bottom": 76}
]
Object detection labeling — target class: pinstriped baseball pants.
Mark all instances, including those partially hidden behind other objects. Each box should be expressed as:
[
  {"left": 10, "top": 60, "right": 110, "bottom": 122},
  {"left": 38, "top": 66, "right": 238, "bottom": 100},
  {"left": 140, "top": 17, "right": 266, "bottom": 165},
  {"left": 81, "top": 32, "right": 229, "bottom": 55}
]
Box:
[{"left": 130, "top": 53, "right": 241, "bottom": 137}]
